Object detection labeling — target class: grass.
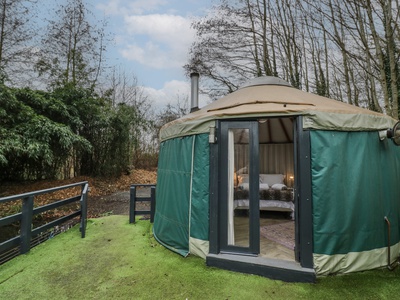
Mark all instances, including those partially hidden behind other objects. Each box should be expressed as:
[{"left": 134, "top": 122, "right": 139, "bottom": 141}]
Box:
[{"left": 1, "top": 216, "right": 399, "bottom": 300}]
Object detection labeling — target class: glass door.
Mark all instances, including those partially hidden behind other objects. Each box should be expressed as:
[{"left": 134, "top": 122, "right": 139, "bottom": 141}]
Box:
[{"left": 219, "top": 121, "right": 259, "bottom": 255}]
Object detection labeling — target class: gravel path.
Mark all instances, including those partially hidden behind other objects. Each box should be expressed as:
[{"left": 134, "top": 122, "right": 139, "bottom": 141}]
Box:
[{"left": 87, "top": 187, "right": 152, "bottom": 218}]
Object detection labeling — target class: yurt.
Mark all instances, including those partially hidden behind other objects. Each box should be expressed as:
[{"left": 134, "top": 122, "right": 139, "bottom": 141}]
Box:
[{"left": 153, "top": 75, "right": 400, "bottom": 282}]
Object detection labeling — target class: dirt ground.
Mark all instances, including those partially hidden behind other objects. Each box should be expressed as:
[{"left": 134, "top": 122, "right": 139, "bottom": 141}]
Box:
[
  {"left": 88, "top": 188, "right": 152, "bottom": 217},
  {"left": 0, "top": 169, "right": 157, "bottom": 219},
  {"left": 88, "top": 191, "right": 131, "bottom": 216}
]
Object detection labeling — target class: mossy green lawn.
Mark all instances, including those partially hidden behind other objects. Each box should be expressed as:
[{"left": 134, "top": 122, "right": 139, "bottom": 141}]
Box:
[{"left": 1, "top": 215, "right": 399, "bottom": 299}]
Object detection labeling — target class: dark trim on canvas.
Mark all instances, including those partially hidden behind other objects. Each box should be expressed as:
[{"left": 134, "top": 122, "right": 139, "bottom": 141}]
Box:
[
  {"left": 209, "top": 122, "right": 220, "bottom": 255},
  {"left": 219, "top": 121, "right": 260, "bottom": 255},
  {"left": 296, "top": 116, "right": 314, "bottom": 268}
]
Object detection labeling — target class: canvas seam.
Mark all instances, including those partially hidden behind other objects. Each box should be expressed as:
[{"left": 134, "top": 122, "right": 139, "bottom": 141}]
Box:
[{"left": 188, "top": 135, "right": 196, "bottom": 249}]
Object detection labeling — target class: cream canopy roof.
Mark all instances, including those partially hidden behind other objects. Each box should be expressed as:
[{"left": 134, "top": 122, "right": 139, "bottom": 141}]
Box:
[{"left": 160, "top": 77, "right": 396, "bottom": 142}]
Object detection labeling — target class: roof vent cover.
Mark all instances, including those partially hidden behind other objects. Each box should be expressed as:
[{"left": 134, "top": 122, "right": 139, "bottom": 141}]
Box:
[{"left": 239, "top": 76, "right": 292, "bottom": 89}]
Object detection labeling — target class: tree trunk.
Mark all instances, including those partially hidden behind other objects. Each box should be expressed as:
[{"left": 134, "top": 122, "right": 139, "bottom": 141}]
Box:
[
  {"left": 256, "top": 0, "right": 272, "bottom": 76},
  {"left": 246, "top": 0, "right": 262, "bottom": 77},
  {"left": 382, "top": 0, "right": 399, "bottom": 118},
  {"left": 355, "top": 3, "right": 382, "bottom": 112},
  {"left": 366, "top": 0, "right": 391, "bottom": 116},
  {"left": 323, "top": 29, "right": 330, "bottom": 97},
  {"left": 328, "top": 0, "right": 353, "bottom": 105},
  {"left": 0, "top": 0, "right": 6, "bottom": 68}
]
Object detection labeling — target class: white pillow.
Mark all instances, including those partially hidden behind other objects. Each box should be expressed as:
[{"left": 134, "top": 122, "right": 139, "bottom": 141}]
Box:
[
  {"left": 271, "top": 183, "right": 287, "bottom": 190},
  {"left": 239, "top": 183, "right": 270, "bottom": 191},
  {"left": 260, "top": 174, "right": 284, "bottom": 185}
]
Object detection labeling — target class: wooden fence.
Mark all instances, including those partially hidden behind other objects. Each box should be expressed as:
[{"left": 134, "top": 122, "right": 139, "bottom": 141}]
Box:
[{"left": 0, "top": 181, "right": 88, "bottom": 264}]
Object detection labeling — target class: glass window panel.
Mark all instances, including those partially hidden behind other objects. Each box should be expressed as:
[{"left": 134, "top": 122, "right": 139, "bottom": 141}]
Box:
[{"left": 227, "top": 128, "right": 250, "bottom": 247}]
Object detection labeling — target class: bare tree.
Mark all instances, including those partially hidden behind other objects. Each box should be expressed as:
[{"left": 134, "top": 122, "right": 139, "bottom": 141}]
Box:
[
  {"left": 381, "top": 0, "right": 399, "bottom": 118},
  {"left": 103, "top": 66, "right": 158, "bottom": 168},
  {"left": 272, "top": 0, "right": 302, "bottom": 88},
  {"left": 185, "top": 0, "right": 275, "bottom": 98},
  {"left": 36, "top": 0, "right": 107, "bottom": 89},
  {"left": 186, "top": 0, "right": 307, "bottom": 96},
  {"left": 154, "top": 94, "right": 189, "bottom": 140},
  {"left": 0, "top": 0, "right": 37, "bottom": 85},
  {"left": 297, "top": 0, "right": 400, "bottom": 113},
  {"left": 187, "top": 0, "right": 400, "bottom": 117}
]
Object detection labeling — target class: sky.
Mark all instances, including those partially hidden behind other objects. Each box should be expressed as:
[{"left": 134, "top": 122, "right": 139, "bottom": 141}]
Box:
[{"left": 92, "top": 0, "right": 216, "bottom": 110}]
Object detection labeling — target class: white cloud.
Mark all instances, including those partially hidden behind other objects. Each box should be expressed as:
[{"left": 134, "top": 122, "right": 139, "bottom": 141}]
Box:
[
  {"left": 97, "top": 0, "right": 168, "bottom": 16},
  {"left": 96, "top": 0, "right": 123, "bottom": 15},
  {"left": 124, "top": 14, "right": 193, "bottom": 41},
  {"left": 127, "top": 0, "right": 168, "bottom": 15},
  {"left": 121, "top": 42, "right": 176, "bottom": 69},
  {"left": 143, "top": 80, "right": 210, "bottom": 112},
  {"left": 121, "top": 14, "right": 195, "bottom": 69},
  {"left": 143, "top": 80, "right": 190, "bottom": 110}
]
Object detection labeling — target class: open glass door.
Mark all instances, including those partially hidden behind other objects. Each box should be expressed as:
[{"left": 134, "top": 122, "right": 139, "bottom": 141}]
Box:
[{"left": 220, "top": 121, "right": 259, "bottom": 255}]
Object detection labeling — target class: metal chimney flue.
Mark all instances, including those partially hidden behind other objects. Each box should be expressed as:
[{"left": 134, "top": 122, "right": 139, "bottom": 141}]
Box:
[{"left": 190, "top": 72, "right": 199, "bottom": 113}]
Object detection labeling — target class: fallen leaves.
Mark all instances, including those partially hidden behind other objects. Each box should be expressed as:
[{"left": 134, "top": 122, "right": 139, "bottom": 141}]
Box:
[{"left": 0, "top": 169, "right": 157, "bottom": 218}]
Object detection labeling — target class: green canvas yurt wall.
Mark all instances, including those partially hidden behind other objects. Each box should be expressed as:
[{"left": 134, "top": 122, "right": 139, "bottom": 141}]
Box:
[
  {"left": 311, "top": 130, "right": 400, "bottom": 275},
  {"left": 153, "top": 133, "right": 210, "bottom": 258},
  {"left": 153, "top": 76, "right": 400, "bottom": 276}
]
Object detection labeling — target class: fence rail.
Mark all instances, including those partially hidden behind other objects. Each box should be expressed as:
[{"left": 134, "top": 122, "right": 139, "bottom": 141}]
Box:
[
  {"left": 129, "top": 184, "right": 156, "bottom": 223},
  {"left": 0, "top": 181, "right": 88, "bottom": 262}
]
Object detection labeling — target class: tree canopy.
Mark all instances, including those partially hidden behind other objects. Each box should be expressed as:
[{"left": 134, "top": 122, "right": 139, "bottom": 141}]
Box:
[{"left": 0, "top": 0, "right": 154, "bottom": 181}]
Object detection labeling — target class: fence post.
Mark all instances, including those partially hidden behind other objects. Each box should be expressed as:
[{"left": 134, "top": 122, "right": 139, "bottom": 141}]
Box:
[
  {"left": 20, "top": 195, "right": 34, "bottom": 254},
  {"left": 150, "top": 186, "right": 156, "bottom": 223},
  {"left": 80, "top": 183, "right": 88, "bottom": 238},
  {"left": 129, "top": 186, "right": 136, "bottom": 224}
]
